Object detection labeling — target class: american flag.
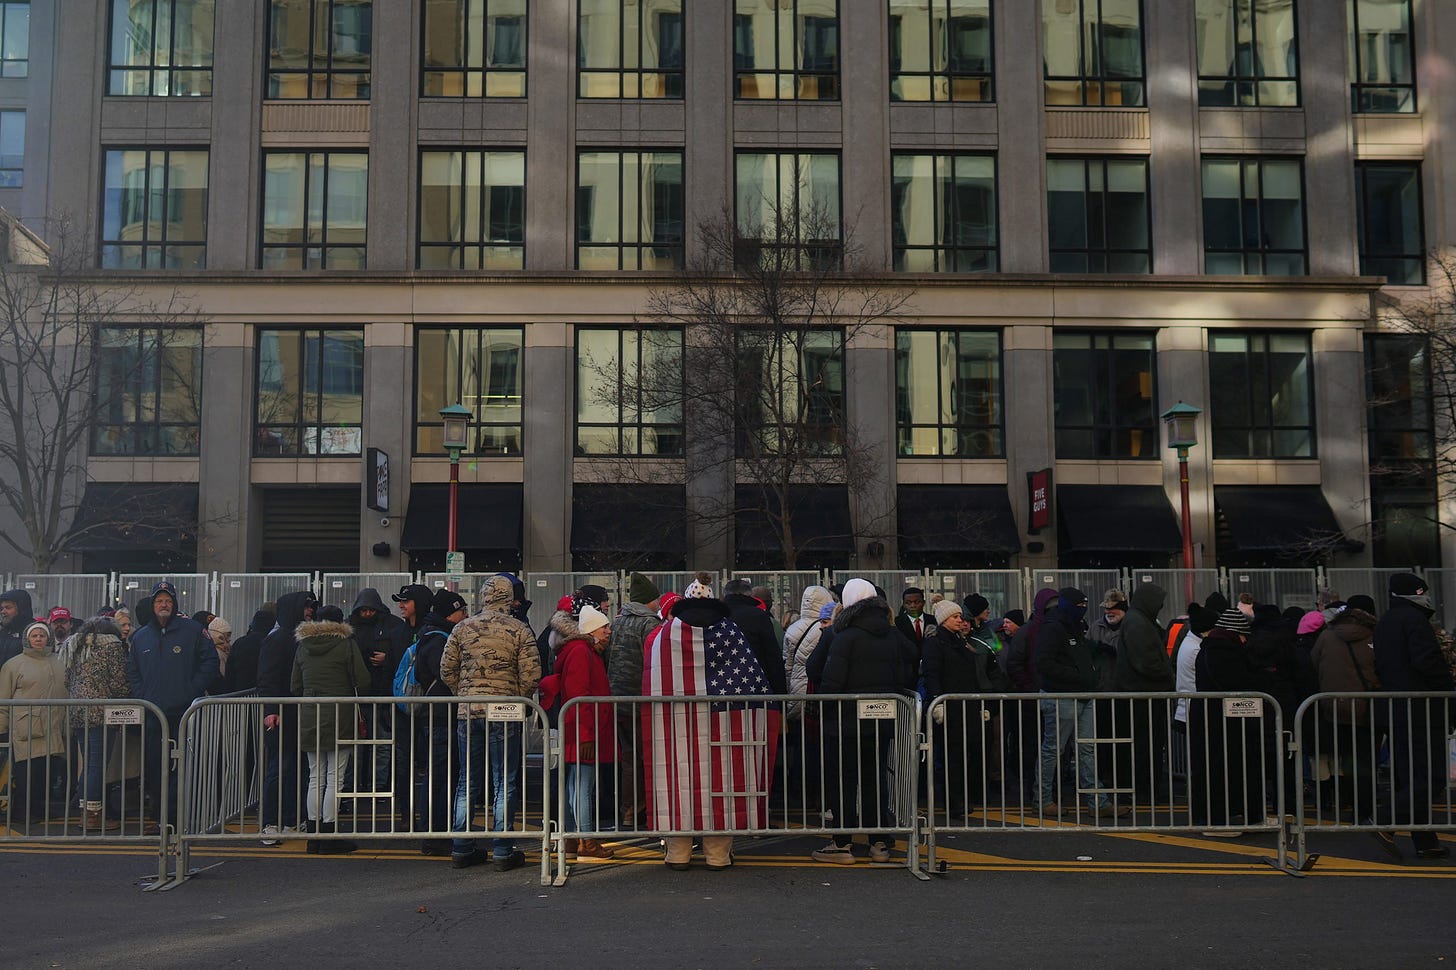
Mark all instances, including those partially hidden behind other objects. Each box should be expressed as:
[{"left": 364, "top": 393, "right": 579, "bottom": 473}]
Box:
[{"left": 642, "top": 616, "right": 781, "bottom": 831}]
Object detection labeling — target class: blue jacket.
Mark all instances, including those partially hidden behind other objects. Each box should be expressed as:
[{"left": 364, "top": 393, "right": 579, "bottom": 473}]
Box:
[{"left": 127, "top": 615, "right": 219, "bottom": 716}]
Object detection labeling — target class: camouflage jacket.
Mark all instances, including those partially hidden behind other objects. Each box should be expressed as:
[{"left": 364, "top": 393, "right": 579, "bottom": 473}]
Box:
[{"left": 440, "top": 576, "right": 542, "bottom": 719}]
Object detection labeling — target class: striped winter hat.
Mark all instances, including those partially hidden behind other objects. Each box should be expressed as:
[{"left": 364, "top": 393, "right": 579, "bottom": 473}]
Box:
[{"left": 1216, "top": 608, "right": 1252, "bottom": 635}]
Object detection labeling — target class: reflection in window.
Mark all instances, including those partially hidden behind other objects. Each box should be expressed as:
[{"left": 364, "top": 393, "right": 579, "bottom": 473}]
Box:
[
  {"left": 1365, "top": 334, "right": 1438, "bottom": 566},
  {"left": 0, "top": 110, "right": 21, "bottom": 186},
  {"left": 413, "top": 326, "right": 524, "bottom": 455},
  {"left": 0, "top": 2, "right": 27, "bottom": 77},
  {"left": 1047, "top": 156, "right": 1149, "bottom": 273},
  {"left": 737, "top": 329, "right": 844, "bottom": 457},
  {"left": 109, "top": 0, "right": 214, "bottom": 95},
  {"left": 92, "top": 327, "right": 203, "bottom": 456},
  {"left": 576, "top": 150, "right": 684, "bottom": 270},
  {"left": 1053, "top": 331, "right": 1156, "bottom": 458},
  {"left": 261, "top": 151, "right": 368, "bottom": 269},
  {"left": 418, "top": 150, "right": 524, "bottom": 269},
  {"left": 1208, "top": 331, "right": 1313, "bottom": 459},
  {"left": 1355, "top": 162, "right": 1423, "bottom": 286},
  {"left": 1043, "top": 0, "right": 1144, "bottom": 107},
  {"left": 734, "top": 0, "right": 839, "bottom": 100},
  {"left": 1196, "top": 0, "right": 1299, "bottom": 106},
  {"left": 1201, "top": 156, "right": 1305, "bottom": 276},
  {"left": 422, "top": 0, "right": 526, "bottom": 97},
  {"left": 579, "top": 0, "right": 683, "bottom": 98},
  {"left": 895, "top": 329, "right": 1001, "bottom": 457},
  {"left": 891, "top": 153, "right": 997, "bottom": 272},
  {"left": 1348, "top": 0, "right": 1414, "bottom": 113},
  {"left": 100, "top": 148, "right": 209, "bottom": 269},
  {"left": 735, "top": 151, "right": 842, "bottom": 270},
  {"left": 576, "top": 327, "right": 684, "bottom": 456},
  {"left": 889, "top": 0, "right": 992, "bottom": 102},
  {"left": 268, "top": 0, "right": 371, "bottom": 99},
  {"left": 255, "top": 328, "right": 364, "bottom": 456}
]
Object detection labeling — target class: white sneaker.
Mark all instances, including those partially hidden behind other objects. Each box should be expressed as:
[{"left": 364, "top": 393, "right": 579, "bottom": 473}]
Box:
[
  {"left": 261, "top": 824, "right": 280, "bottom": 846},
  {"left": 869, "top": 841, "right": 892, "bottom": 864},
  {"left": 811, "top": 842, "right": 856, "bottom": 865}
]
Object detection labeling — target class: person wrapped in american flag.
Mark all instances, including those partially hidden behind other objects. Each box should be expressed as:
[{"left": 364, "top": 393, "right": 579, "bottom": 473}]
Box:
[{"left": 640, "top": 586, "right": 781, "bottom": 871}]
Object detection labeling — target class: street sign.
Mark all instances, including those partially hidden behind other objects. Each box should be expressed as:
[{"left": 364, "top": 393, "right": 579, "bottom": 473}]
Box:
[{"left": 445, "top": 551, "right": 465, "bottom": 574}]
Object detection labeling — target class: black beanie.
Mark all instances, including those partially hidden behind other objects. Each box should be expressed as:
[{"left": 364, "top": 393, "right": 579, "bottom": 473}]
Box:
[
  {"left": 1005, "top": 609, "right": 1026, "bottom": 627},
  {"left": 1346, "top": 594, "right": 1377, "bottom": 615},
  {"left": 964, "top": 594, "right": 990, "bottom": 618},
  {"left": 1389, "top": 572, "right": 1426, "bottom": 597},
  {"left": 1187, "top": 604, "right": 1218, "bottom": 635}
]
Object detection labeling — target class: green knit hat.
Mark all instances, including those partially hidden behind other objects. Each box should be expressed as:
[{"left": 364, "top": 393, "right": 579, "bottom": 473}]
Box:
[{"left": 629, "top": 572, "right": 660, "bottom": 604}]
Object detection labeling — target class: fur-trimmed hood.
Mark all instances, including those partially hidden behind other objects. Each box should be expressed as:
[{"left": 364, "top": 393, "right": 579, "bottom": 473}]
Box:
[
  {"left": 295, "top": 620, "right": 356, "bottom": 642},
  {"left": 834, "top": 595, "right": 893, "bottom": 635},
  {"left": 549, "top": 609, "right": 581, "bottom": 640}
]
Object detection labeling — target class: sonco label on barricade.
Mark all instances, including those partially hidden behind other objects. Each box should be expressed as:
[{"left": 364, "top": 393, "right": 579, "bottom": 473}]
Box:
[
  {"left": 857, "top": 699, "right": 897, "bottom": 720},
  {"left": 105, "top": 706, "right": 144, "bottom": 726},
  {"left": 486, "top": 702, "right": 527, "bottom": 722},
  {"left": 1222, "top": 697, "right": 1264, "bottom": 718}
]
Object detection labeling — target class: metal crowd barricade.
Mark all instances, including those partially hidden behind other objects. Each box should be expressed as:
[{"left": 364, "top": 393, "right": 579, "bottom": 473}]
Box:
[
  {"left": 0, "top": 698, "right": 173, "bottom": 888},
  {"left": 1224, "top": 568, "right": 1318, "bottom": 612},
  {"left": 549, "top": 693, "right": 926, "bottom": 884},
  {"left": 12, "top": 574, "right": 113, "bottom": 616},
  {"left": 117, "top": 573, "right": 213, "bottom": 613},
  {"left": 215, "top": 573, "right": 313, "bottom": 627},
  {"left": 922, "top": 692, "right": 1289, "bottom": 873},
  {"left": 318, "top": 572, "right": 412, "bottom": 611},
  {"left": 1292, "top": 691, "right": 1455, "bottom": 871},
  {"left": 169, "top": 695, "right": 553, "bottom": 888}
]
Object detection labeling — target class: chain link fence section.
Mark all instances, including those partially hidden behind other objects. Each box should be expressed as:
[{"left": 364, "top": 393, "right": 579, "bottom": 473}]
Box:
[
  {"left": 116, "top": 573, "right": 213, "bottom": 614},
  {"left": 215, "top": 573, "right": 314, "bottom": 628},
  {"left": 11, "top": 574, "right": 113, "bottom": 617}
]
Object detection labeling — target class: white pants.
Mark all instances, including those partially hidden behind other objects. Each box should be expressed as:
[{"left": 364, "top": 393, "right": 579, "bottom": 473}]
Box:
[{"left": 306, "top": 749, "right": 352, "bottom": 823}]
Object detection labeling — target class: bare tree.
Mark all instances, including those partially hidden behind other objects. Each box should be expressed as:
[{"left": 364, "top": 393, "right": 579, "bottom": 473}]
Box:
[
  {"left": 579, "top": 195, "right": 914, "bottom": 570},
  {"left": 0, "top": 214, "right": 210, "bottom": 571}
]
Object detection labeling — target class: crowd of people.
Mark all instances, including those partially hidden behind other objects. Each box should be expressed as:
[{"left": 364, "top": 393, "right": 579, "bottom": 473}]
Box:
[{"left": 1, "top": 569, "right": 1452, "bottom": 867}]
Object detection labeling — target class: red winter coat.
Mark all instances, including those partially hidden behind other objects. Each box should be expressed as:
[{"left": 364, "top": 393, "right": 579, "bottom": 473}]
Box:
[{"left": 556, "top": 637, "right": 616, "bottom": 764}]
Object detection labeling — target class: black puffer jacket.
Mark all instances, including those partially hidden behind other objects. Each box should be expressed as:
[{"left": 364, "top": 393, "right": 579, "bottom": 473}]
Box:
[
  {"left": 923, "top": 624, "right": 1011, "bottom": 698},
  {"left": 724, "top": 592, "right": 788, "bottom": 694},
  {"left": 1114, "top": 583, "right": 1171, "bottom": 691},
  {"left": 820, "top": 596, "right": 918, "bottom": 697},
  {"left": 257, "top": 590, "right": 317, "bottom": 716},
  {"left": 225, "top": 609, "right": 274, "bottom": 693},
  {"left": 413, "top": 612, "right": 459, "bottom": 699},
  {"left": 349, "top": 587, "right": 409, "bottom": 696},
  {"left": 1036, "top": 609, "right": 1111, "bottom": 693}
]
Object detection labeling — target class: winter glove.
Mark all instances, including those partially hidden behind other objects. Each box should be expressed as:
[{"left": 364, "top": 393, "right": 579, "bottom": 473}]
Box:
[
  {"left": 578, "top": 741, "right": 595, "bottom": 762},
  {"left": 931, "top": 705, "right": 945, "bottom": 725}
]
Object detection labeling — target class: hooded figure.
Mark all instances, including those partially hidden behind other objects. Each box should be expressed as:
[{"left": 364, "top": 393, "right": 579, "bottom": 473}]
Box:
[
  {"left": 349, "top": 587, "right": 409, "bottom": 696},
  {"left": 226, "top": 609, "right": 276, "bottom": 693},
  {"left": 1114, "top": 583, "right": 1171, "bottom": 691},
  {"left": 784, "top": 585, "right": 835, "bottom": 701},
  {"left": 290, "top": 618, "right": 370, "bottom": 855},
  {"left": 495, "top": 573, "right": 535, "bottom": 631},
  {"left": 0, "top": 587, "right": 37, "bottom": 668},
  {"left": 0, "top": 621, "right": 69, "bottom": 820},
  {"left": 1005, "top": 587, "right": 1060, "bottom": 692},
  {"left": 1189, "top": 609, "right": 1270, "bottom": 832},
  {"left": 256, "top": 589, "right": 318, "bottom": 837}
]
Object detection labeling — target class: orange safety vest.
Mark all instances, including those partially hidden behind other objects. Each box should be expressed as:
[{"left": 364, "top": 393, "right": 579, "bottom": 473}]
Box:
[{"left": 1165, "top": 620, "right": 1187, "bottom": 657}]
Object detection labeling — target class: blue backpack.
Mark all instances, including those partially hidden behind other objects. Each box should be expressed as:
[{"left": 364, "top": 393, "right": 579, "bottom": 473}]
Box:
[{"left": 394, "top": 629, "right": 447, "bottom": 714}]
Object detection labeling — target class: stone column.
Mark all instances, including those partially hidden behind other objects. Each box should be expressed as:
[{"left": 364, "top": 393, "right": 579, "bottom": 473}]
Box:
[{"left": 1004, "top": 326, "right": 1054, "bottom": 564}]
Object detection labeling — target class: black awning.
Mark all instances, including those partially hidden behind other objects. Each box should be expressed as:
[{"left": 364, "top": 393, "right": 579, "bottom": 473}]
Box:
[
  {"left": 571, "top": 484, "right": 687, "bottom": 564},
  {"left": 400, "top": 483, "right": 523, "bottom": 554},
  {"left": 1057, "top": 484, "right": 1183, "bottom": 553},
  {"left": 898, "top": 485, "right": 1021, "bottom": 554},
  {"left": 1216, "top": 486, "right": 1358, "bottom": 553},
  {"left": 734, "top": 485, "right": 853, "bottom": 556},
  {"left": 66, "top": 483, "right": 199, "bottom": 552}
]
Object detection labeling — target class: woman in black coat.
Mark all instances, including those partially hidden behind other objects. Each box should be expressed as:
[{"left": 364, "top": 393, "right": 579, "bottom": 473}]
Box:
[
  {"left": 1189, "top": 610, "right": 1274, "bottom": 833},
  {"left": 923, "top": 602, "right": 1010, "bottom": 817}
]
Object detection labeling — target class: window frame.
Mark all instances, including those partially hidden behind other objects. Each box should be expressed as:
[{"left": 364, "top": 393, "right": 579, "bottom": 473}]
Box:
[
  {"left": 1201, "top": 155, "right": 1308, "bottom": 276},
  {"left": 90, "top": 325, "right": 204, "bottom": 457},
  {"left": 420, "top": 0, "right": 528, "bottom": 98},
  {"left": 252, "top": 326, "right": 366, "bottom": 458},
  {"left": 890, "top": 151, "right": 1000, "bottom": 273},
  {"left": 411, "top": 325, "right": 526, "bottom": 457},
  {"left": 0, "top": 108, "right": 22, "bottom": 187},
  {"left": 1354, "top": 160, "right": 1425, "bottom": 286},
  {"left": 574, "top": 148, "right": 686, "bottom": 271},
  {"left": 259, "top": 149, "right": 369, "bottom": 270},
  {"left": 733, "top": 0, "right": 840, "bottom": 102},
  {"left": 416, "top": 148, "right": 527, "bottom": 270},
  {"left": 735, "top": 327, "right": 846, "bottom": 458},
  {"left": 1046, "top": 154, "right": 1152, "bottom": 273},
  {"left": 99, "top": 145, "right": 211, "bottom": 270},
  {"left": 1207, "top": 329, "right": 1316, "bottom": 460},
  {"left": 889, "top": 0, "right": 994, "bottom": 103},
  {"left": 106, "top": 0, "right": 215, "bottom": 96},
  {"left": 266, "top": 0, "right": 372, "bottom": 100},
  {"left": 1365, "top": 332, "right": 1439, "bottom": 566},
  {"left": 1348, "top": 0, "right": 1416, "bottom": 113},
  {"left": 574, "top": 325, "right": 686, "bottom": 457},
  {"left": 577, "top": 0, "right": 684, "bottom": 99},
  {"left": 1042, "top": 0, "right": 1147, "bottom": 107},
  {"left": 1196, "top": 0, "right": 1301, "bottom": 107},
  {"left": 0, "top": 2, "right": 28, "bottom": 78},
  {"left": 1051, "top": 330, "right": 1159, "bottom": 460},
  {"left": 733, "top": 150, "right": 844, "bottom": 271},
  {"left": 894, "top": 327, "right": 1005, "bottom": 459}
]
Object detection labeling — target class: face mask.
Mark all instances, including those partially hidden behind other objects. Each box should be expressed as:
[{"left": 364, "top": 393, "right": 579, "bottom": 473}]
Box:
[{"left": 1397, "top": 592, "right": 1435, "bottom": 614}]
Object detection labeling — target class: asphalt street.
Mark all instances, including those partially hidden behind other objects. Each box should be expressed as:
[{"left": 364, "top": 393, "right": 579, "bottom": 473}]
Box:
[{"left": 3, "top": 828, "right": 1454, "bottom": 969}]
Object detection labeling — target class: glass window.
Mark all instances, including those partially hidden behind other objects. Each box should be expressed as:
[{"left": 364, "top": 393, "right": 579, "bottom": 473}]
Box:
[
  {"left": 891, "top": 153, "right": 997, "bottom": 272},
  {"left": 109, "top": 0, "right": 215, "bottom": 96},
  {"left": 100, "top": 147, "right": 209, "bottom": 269},
  {"left": 0, "top": 2, "right": 27, "bottom": 77},
  {"left": 268, "top": 0, "right": 371, "bottom": 99},
  {"left": 1365, "top": 334, "right": 1438, "bottom": 566},
  {"left": 735, "top": 151, "right": 842, "bottom": 270},
  {"left": 1355, "top": 161, "right": 1423, "bottom": 286},
  {"left": 1201, "top": 156, "right": 1305, "bottom": 276},
  {"left": 576, "top": 326, "right": 684, "bottom": 456},
  {"left": 418, "top": 149, "right": 524, "bottom": 269},
  {"left": 261, "top": 150, "right": 368, "bottom": 269},
  {"left": 1042, "top": 0, "right": 1144, "bottom": 107},
  {"left": 1047, "top": 156, "right": 1149, "bottom": 273},
  {"left": 889, "top": 0, "right": 992, "bottom": 102},
  {"left": 895, "top": 328, "right": 1002, "bottom": 457},
  {"left": 579, "top": 0, "right": 683, "bottom": 98},
  {"left": 736, "top": 329, "right": 844, "bottom": 456},
  {"left": 1052, "top": 331, "right": 1156, "bottom": 458},
  {"left": 92, "top": 326, "right": 203, "bottom": 456},
  {"left": 1208, "top": 331, "right": 1313, "bottom": 458},
  {"left": 0, "top": 110, "right": 21, "bottom": 186},
  {"left": 255, "top": 328, "right": 364, "bottom": 456},
  {"left": 576, "top": 149, "right": 684, "bottom": 270},
  {"left": 1196, "top": 0, "right": 1299, "bottom": 106},
  {"left": 413, "top": 326, "right": 524, "bottom": 455},
  {"left": 1348, "top": 0, "right": 1414, "bottom": 113},
  {"left": 734, "top": 0, "right": 839, "bottom": 101},
  {"left": 422, "top": 0, "right": 526, "bottom": 97}
]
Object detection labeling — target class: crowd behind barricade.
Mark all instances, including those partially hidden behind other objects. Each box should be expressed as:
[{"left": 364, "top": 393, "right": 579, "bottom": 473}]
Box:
[{"left": 1, "top": 569, "right": 1453, "bottom": 867}]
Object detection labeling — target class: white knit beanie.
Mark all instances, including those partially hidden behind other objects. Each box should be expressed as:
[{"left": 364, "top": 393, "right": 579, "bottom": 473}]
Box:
[
  {"left": 841, "top": 578, "right": 876, "bottom": 609},
  {"left": 932, "top": 599, "right": 961, "bottom": 626},
  {"left": 577, "top": 603, "right": 610, "bottom": 636}
]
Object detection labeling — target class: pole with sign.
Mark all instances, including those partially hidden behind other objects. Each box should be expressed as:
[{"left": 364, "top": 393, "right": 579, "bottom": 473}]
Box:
[{"left": 439, "top": 403, "right": 471, "bottom": 592}]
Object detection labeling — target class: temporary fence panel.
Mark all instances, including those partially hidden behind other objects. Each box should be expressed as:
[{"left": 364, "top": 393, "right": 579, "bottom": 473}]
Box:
[
  {"left": 1223, "top": 568, "right": 1318, "bottom": 612},
  {"left": 169, "top": 695, "right": 553, "bottom": 888},
  {"left": 729, "top": 571, "right": 822, "bottom": 621},
  {"left": 549, "top": 693, "right": 925, "bottom": 884},
  {"left": 215, "top": 573, "right": 313, "bottom": 628},
  {"left": 927, "top": 570, "right": 1026, "bottom": 619},
  {"left": 1320, "top": 568, "right": 1411, "bottom": 609},
  {"left": 524, "top": 572, "right": 618, "bottom": 635},
  {"left": 0, "top": 698, "right": 174, "bottom": 887},
  {"left": 830, "top": 570, "right": 929, "bottom": 600},
  {"left": 638, "top": 571, "right": 716, "bottom": 601},
  {"left": 1127, "top": 569, "right": 1224, "bottom": 624},
  {"left": 1422, "top": 568, "right": 1456, "bottom": 631},
  {"left": 1029, "top": 570, "right": 1122, "bottom": 622},
  {"left": 117, "top": 573, "right": 213, "bottom": 614},
  {"left": 423, "top": 572, "right": 507, "bottom": 612},
  {"left": 922, "top": 692, "right": 1288, "bottom": 873},
  {"left": 11, "top": 574, "right": 113, "bottom": 617},
  {"left": 318, "top": 572, "right": 412, "bottom": 611}
]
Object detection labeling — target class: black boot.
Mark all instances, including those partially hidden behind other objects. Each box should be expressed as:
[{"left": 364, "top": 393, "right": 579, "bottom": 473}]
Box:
[{"left": 312, "top": 820, "right": 358, "bottom": 855}]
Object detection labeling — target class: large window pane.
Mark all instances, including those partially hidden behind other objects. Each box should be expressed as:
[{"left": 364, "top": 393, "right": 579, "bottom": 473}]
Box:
[
  {"left": 100, "top": 147, "right": 209, "bottom": 269},
  {"left": 1043, "top": 0, "right": 1144, "bottom": 106},
  {"left": 261, "top": 150, "right": 367, "bottom": 269},
  {"left": 1201, "top": 156, "right": 1305, "bottom": 276},
  {"left": 423, "top": 0, "right": 526, "bottom": 97},
  {"left": 1355, "top": 162, "right": 1424, "bottom": 285},
  {"left": 268, "top": 0, "right": 371, "bottom": 99},
  {"left": 575, "top": 326, "right": 684, "bottom": 455},
  {"left": 1196, "top": 0, "right": 1299, "bottom": 106},
  {"left": 1365, "top": 334, "right": 1438, "bottom": 566},
  {"left": 576, "top": 149, "right": 684, "bottom": 270},
  {"left": 414, "top": 327, "right": 524, "bottom": 455},
  {"left": 1047, "top": 156, "right": 1149, "bottom": 273},
  {"left": 1208, "top": 331, "right": 1313, "bottom": 458},
  {"left": 0, "top": 109, "right": 21, "bottom": 186},
  {"left": 896, "top": 328, "right": 1002, "bottom": 457},
  {"left": 1053, "top": 332, "right": 1155, "bottom": 458},
  {"left": 109, "top": 0, "right": 214, "bottom": 95},
  {"left": 889, "top": 0, "right": 992, "bottom": 102},
  {"left": 892, "top": 153, "right": 997, "bottom": 273},
  {"left": 418, "top": 149, "right": 524, "bottom": 269},
  {"left": 1348, "top": 0, "right": 1414, "bottom": 113},
  {"left": 735, "top": 0, "right": 838, "bottom": 101},
  {"left": 737, "top": 329, "right": 844, "bottom": 456},
  {"left": 579, "top": 0, "right": 682, "bottom": 98},
  {"left": 1, "top": 2, "right": 28, "bottom": 78},
  {"left": 255, "top": 327, "right": 363, "bottom": 456},
  {"left": 735, "top": 151, "right": 842, "bottom": 270},
  {"left": 92, "top": 327, "right": 202, "bottom": 456}
]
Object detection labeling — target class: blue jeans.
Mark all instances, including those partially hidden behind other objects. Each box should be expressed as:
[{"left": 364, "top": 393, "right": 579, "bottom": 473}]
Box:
[
  {"left": 563, "top": 763, "right": 598, "bottom": 834},
  {"left": 452, "top": 720, "right": 522, "bottom": 859},
  {"left": 83, "top": 725, "right": 118, "bottom": 805},
  {"left": 1038, "top": 696, "right": 1107, "bottom": 809}
]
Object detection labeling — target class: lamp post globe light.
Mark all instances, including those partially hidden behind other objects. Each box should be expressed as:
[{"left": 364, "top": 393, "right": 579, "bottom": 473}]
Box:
[
  {"left": 1161, "top": 401, "right": 1202, "bottom": 579},
  {"left": 439, "top": 403, "right": 471, "bottom": 571}
]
